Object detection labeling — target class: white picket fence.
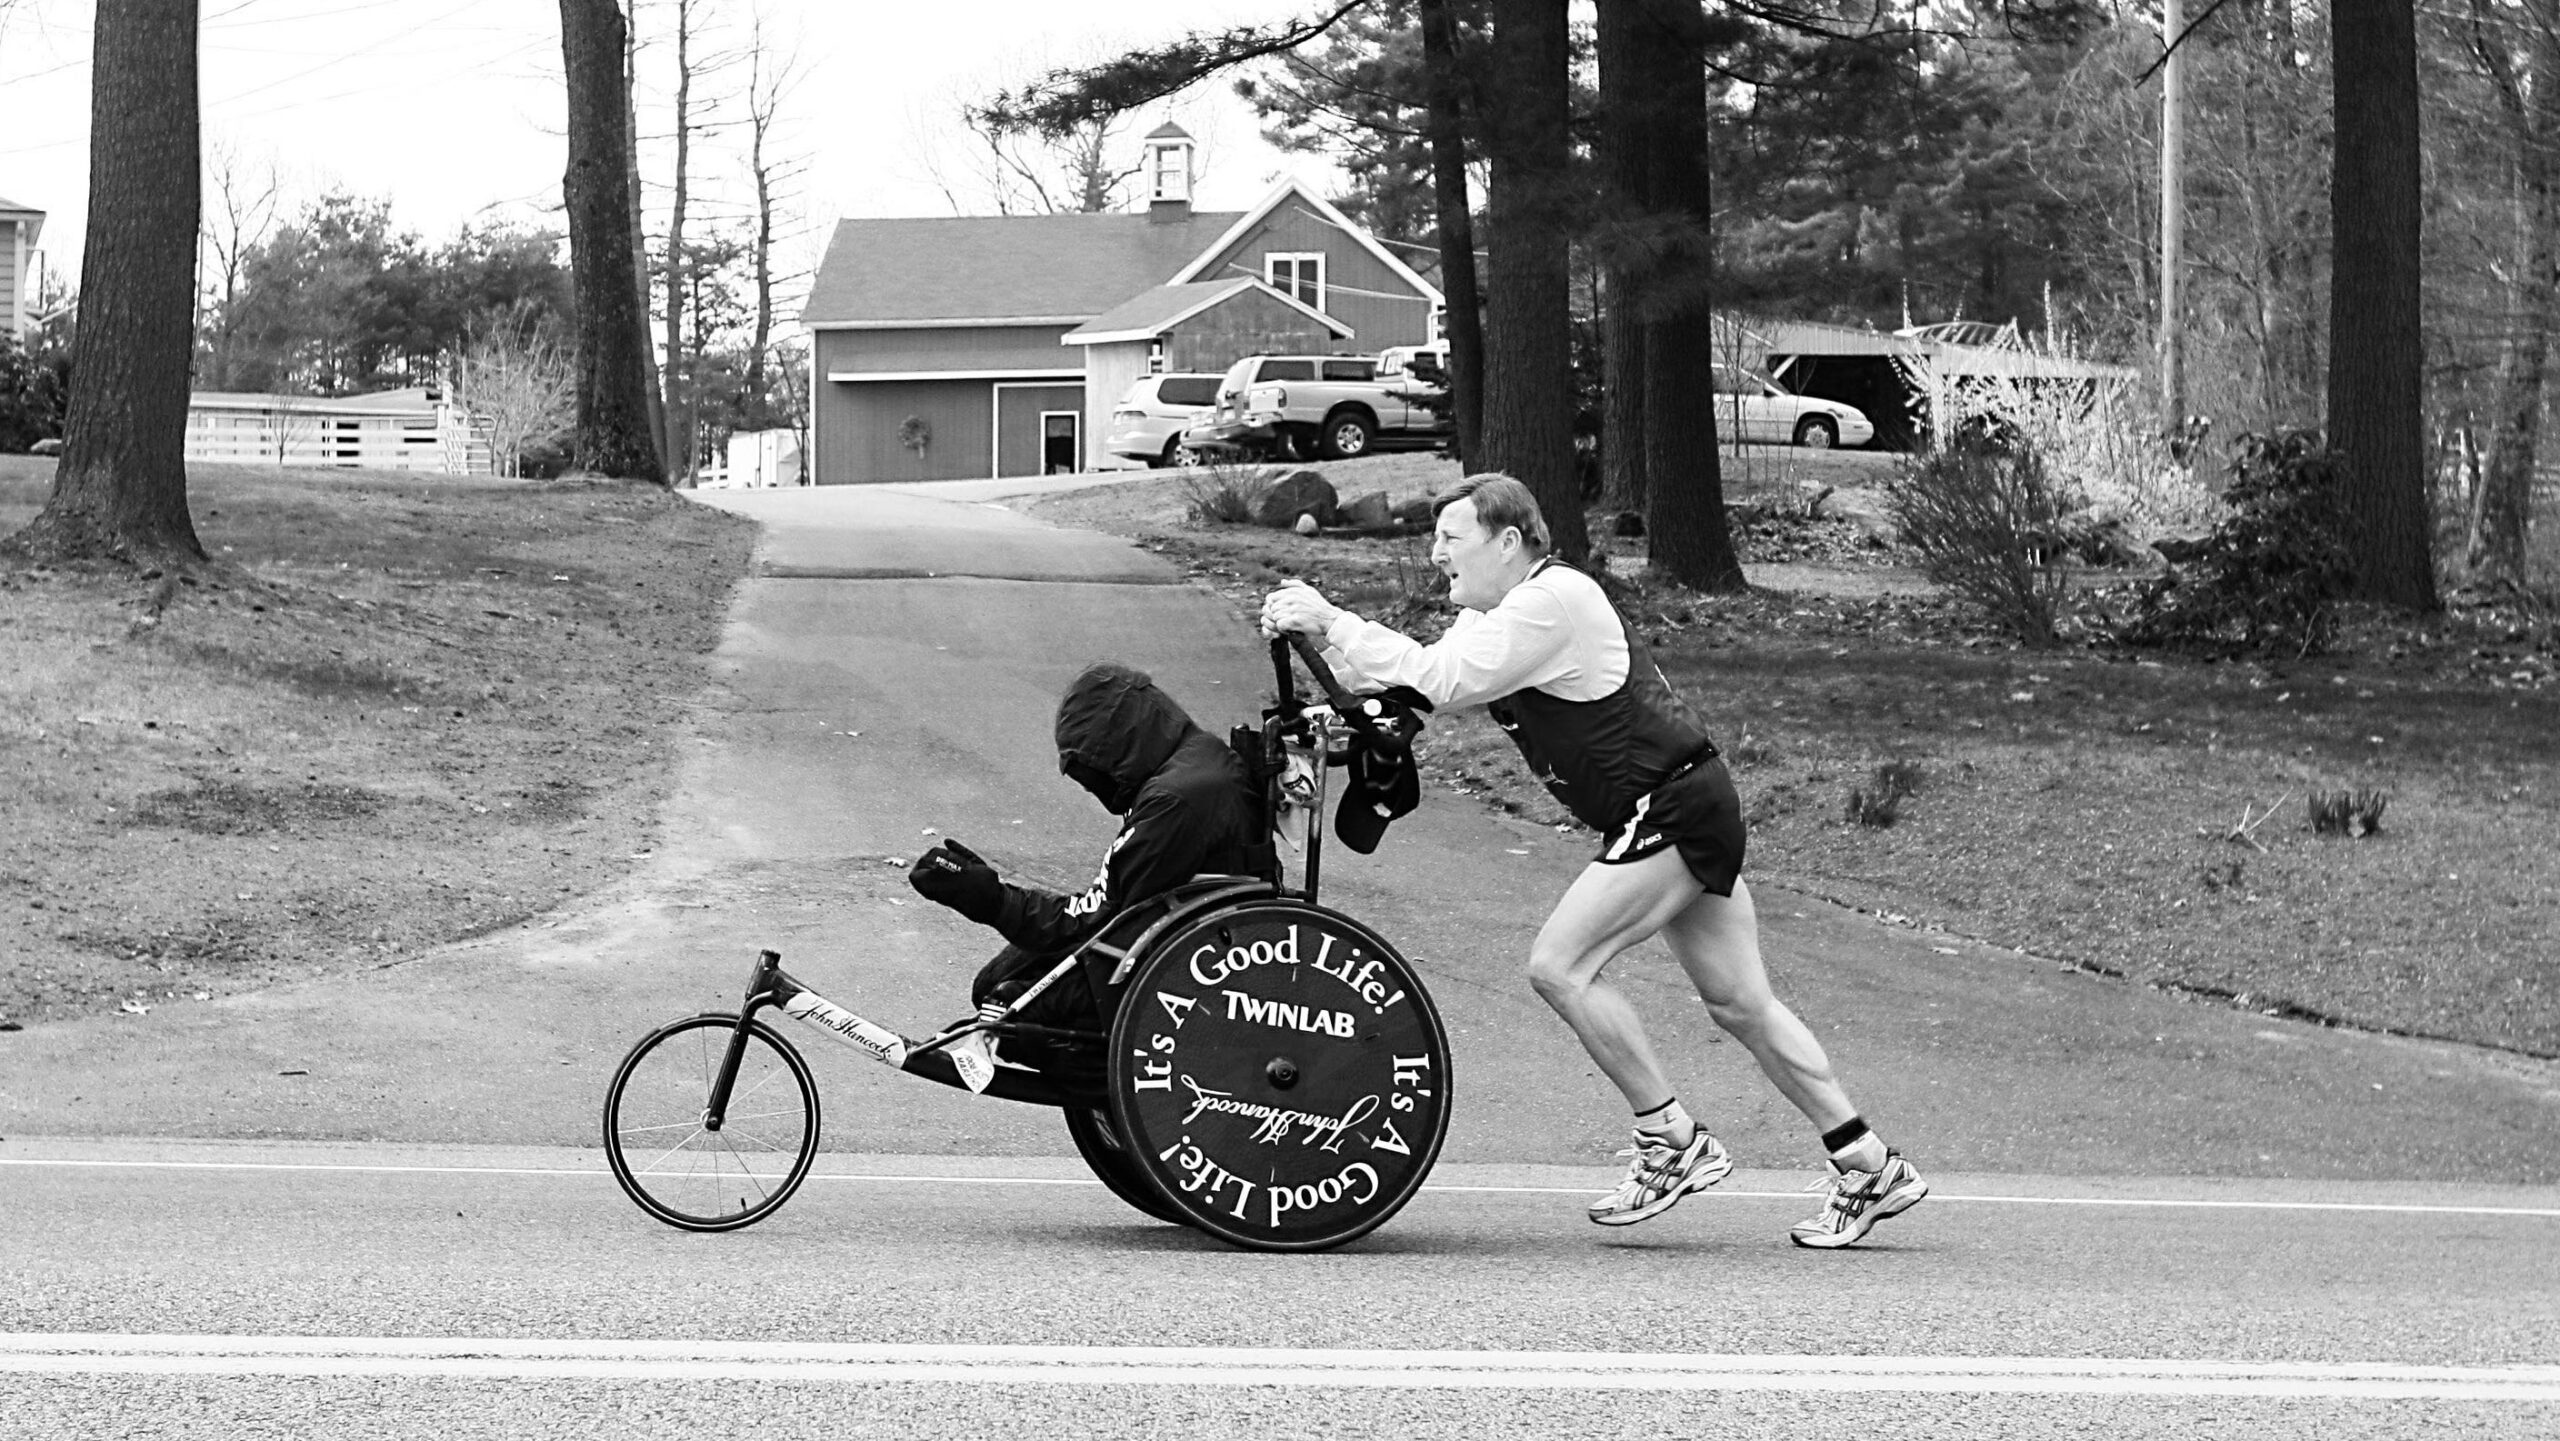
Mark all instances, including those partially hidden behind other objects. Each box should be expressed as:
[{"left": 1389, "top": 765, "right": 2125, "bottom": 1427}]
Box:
[{"left": 184, "top": 388, "right": 493, "bottom": 475}]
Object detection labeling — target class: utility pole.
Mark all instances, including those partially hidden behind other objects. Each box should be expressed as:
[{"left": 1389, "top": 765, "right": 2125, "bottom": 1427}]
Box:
[{"left": 2160, "top": 0, "right": 2186, "bottom": 439}]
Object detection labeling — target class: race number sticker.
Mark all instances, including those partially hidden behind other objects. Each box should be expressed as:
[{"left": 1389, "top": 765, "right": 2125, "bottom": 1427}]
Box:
[{"left": 1109, "top": 900, "right": 1449, "bottom": 1249}]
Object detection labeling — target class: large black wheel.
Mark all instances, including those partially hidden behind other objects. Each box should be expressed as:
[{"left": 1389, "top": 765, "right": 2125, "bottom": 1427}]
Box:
[
  {"left": 1065, "top": 1105, "right": 1191, "bottom": 1226},
  {"left": 1105, "top": 899, "right": 1451, "bottom": 1252},
  {"left": 1318, "top": 410, "right": 1375, "bottom": 460},
  {"left": 604, "top": 1012, "right": 819, "bottom": 1232},
  {"left": 1793, "top": 414, "right": 1839, "bottom": 449}
]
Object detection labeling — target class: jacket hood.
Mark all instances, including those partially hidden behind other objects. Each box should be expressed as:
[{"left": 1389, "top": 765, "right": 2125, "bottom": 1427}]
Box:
[{"left": 1055, "top": 662, "right": 1198, "bottom": 814}]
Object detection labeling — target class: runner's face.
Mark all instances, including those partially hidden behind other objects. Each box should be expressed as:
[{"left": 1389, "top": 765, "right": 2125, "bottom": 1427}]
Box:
[{"left": 1432, "top": 498, "right": 1516, "bottom": 610}]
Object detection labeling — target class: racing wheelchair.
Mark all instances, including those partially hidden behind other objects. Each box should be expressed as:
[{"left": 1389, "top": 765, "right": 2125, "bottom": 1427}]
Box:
[{"left": 601, "top": 637, "right": 1451, "bottom": 1253}]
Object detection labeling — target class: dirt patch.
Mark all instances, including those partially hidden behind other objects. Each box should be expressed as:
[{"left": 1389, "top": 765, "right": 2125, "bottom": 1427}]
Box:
[
  {"left": 123, "top": 780, "right": 389, "bottom": 835},
  {"left": 1028, "top": 461, "right": 2560, "bottom": 1058},
  {"left": 0, "top": 458, "right": 756, "bottom": 1025}
]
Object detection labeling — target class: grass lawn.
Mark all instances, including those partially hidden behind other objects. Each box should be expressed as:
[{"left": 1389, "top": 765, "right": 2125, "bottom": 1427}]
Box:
[
  {"left": 0, "top": 457, "right": 757, "bottom": 1027},
  {"left": 1029, "top": 451, "right": 2560, "bottom": 1059}
]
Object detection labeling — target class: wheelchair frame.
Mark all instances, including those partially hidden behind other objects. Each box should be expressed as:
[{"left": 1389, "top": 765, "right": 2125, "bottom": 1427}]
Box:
[{"left": 601, "top": 638, "right": 1453, "bottom": 1252}]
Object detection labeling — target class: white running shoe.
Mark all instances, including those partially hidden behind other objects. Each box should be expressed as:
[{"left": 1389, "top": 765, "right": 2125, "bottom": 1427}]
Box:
[
  {"left": 1587, "top": 1128, "right": 1733, "bottom": 1227},
  {"left": 1789, "top": 1151, "right": 1928, "bottom": 1248}
]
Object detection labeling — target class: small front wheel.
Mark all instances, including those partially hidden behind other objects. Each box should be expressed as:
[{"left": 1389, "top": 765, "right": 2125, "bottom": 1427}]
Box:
[
  {"left": 604, "top": 1012, "right": 820, "bottom": 1231},
  {"left": 1793, "top": 415, "right": 1839, "bottom": 449}
]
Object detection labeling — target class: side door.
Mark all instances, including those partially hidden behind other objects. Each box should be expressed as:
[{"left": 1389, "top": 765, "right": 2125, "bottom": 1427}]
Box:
[
  {"left": 1321, "top": 356, "right": 1389, "bottom": 427},
  {"left": 1710, "top": 364, "right": 1757, "bottom": 443}
]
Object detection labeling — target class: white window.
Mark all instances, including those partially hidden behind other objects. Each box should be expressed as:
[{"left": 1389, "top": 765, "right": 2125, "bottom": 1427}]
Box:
[
  {"left": 1265, "top": 253, "right": 1326, "bottom": 310},
  {"left": 1150, "top": 143, "right": 1190, "bottom": 202}
]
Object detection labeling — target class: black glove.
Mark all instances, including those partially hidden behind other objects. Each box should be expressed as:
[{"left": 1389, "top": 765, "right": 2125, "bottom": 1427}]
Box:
[{"left": 908, "top": 839, "right": 1003, "bottom": 925}]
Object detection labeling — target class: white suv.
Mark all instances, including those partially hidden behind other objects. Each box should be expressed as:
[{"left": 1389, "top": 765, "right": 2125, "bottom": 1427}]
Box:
[{"left": 1104, "top": 373, "right": 1226, "bottom": 467}]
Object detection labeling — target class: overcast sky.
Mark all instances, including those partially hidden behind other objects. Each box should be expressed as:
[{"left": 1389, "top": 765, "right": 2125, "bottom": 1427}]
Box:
[{"left": 0, "top": 0, "right": 1315, "bottom": 311}]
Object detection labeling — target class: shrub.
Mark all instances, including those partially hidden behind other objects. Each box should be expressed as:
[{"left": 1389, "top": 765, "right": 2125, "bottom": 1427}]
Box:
[
  {"left": 1884, "top": 436, "right": 2074, "bottom": 646},
  {"left": 1846, "top": 760, "right": 1924, "bottom": 828},
  {"left": 0, "top": 332, "right": 71, "bottom": 453},
  {"left": 1893, "top": 321, "right": 2219, "bottom": 547},
  {"left": 2308, "top": 788, "right": 2388, "bottom": 838},
  {"left": 2117, "top": 430, "right": 2353, "bottom": 657},
  {"left": 1180, "top": 462, "right": 1276, "bottom": 525}
]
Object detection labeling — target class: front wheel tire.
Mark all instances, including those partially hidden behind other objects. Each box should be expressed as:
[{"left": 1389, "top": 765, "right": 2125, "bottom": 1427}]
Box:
[
  {"left": 603, "top": 1012, "right": 820, "bottom": 1232},
  {"left": 1794, "top": 416, "right": 1839, "bottom": 449},
  {"left": 1319, "top": 413, "right": 1375, "bottom": 460}
]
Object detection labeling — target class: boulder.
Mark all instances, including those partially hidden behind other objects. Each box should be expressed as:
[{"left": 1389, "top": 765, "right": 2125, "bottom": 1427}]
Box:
[
  {"left": 1390, "top": 494, "right": 1436, "bottom": 528},
  {"left": 1253, "top": 470, "right": 1338, "bottom": 529},
  {"left": 1339, "top": 489, "right": 1394, "bottom": 532}
]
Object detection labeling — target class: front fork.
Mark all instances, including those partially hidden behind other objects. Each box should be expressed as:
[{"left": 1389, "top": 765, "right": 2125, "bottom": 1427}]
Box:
[
  {"left": 698, "top": 950, "right": 789, "bottom": 1132},
  {"left": 703, "top": 949, "right": 909, "bottom": 1129}
]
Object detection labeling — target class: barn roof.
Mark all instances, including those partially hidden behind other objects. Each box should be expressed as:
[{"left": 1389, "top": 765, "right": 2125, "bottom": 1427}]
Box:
[
  {"left": 1060, "top": 277, "right": 1354, "bottom": 346},
  {"left": 799, "top": 209, "right": 1247, "bottom": 328}
]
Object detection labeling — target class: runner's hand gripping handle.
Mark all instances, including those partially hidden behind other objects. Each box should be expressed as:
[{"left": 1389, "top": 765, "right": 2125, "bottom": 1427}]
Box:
[
  {"left": 1277, "top": 632, "right": 1370, "bottom": 732},
  {"left": 1276, "top": 633, "right": 1429, "bottom": 749}
]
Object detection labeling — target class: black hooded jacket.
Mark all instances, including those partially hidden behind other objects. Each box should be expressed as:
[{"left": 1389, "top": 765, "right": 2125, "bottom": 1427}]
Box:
[{"left": 985, "top": 663, "right": 1262, "bottom": 956}]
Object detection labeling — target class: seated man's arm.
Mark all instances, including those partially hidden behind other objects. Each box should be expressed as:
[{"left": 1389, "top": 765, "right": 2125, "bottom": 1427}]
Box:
[{"left": 989, "top": 788, "right": 1200, "bottom": 955}]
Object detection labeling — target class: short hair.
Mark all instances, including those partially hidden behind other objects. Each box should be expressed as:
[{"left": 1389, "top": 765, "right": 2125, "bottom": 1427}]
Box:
[{"left": 1431, "top": 472, "right": 1550, "bottom": 553}]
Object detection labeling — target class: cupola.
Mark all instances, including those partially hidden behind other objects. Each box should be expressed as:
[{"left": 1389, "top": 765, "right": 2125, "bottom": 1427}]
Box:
[{"left": 1143, "top": 121, "right": 1194, "bottom": 222}]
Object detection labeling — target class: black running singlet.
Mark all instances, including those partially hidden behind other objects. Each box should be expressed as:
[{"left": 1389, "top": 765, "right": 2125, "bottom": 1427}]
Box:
[{"left": 1484, "top": 559, "right": 1717, "bottom": 833}]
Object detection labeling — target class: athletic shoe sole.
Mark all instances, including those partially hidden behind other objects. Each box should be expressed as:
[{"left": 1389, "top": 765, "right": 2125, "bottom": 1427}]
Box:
[
  {"left": 1789, "top": 1169, "right": 1929, "bottom": 1249},
  {"left": 1589, "top": 1146, "right": 1734, "bottom": 1227}
]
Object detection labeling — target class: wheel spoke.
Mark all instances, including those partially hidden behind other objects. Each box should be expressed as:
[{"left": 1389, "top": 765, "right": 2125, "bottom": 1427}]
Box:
[
  {"left": 715, "top": 1131, "right": 774, "bottom": 1200},
  {"left": 615, "top": 1118, "right": 716, "bottom": 1136},
  {"left": 634, "top": 1128, "right": 712, "bottom": 1176}
]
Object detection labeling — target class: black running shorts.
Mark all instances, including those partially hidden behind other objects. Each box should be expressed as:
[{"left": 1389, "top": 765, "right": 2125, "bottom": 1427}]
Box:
[{"left": 1593, "top": 755, "right": 1747, "bottom": 896}]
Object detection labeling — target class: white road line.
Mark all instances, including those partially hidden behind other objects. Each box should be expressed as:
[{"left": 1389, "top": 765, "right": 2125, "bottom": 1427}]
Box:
[
  {"left": 5, "top": 1157, "right": 2558, "bottom": 1218},
  {"left": 2, "top": 1336, "right": 2555, "bottom": 1400}
]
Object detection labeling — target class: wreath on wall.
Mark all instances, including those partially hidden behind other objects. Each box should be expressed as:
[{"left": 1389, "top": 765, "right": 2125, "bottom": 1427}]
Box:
[{"left": 897, "top": 415, "right": 931, "bottom": 457}]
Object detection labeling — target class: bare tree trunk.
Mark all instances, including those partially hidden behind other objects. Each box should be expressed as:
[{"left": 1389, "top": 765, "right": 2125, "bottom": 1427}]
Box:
[
  {"left": 2471, "top": 5, "right": 2557, "bottom": 585},
  {"left": 6, "top": 0, "right": 203, "bottom": 566},
  {"left": 1417, "top": 0, "right": 1483, "bottom": 467},
  {"left": 623, "top": 3, "right": 667, "bottom": 474},
  {"left": 747, "top": 131, "right": 775, "bottom": 409},
  {"left": 661, "top": 0, "right": 694, "bottom": 482},
  {"left": 743, "top": 8, "right": 798, "bottom": 414},
  {"left": 1629, "top": 0, "right": 1742, "bottom": 592},
  {"left": 1594, "top": 0, "right": 1647, "bottom": 516},
  {"left": 1477, "top": 0, "right": 1585, "bottom": 560},
  {"left": 200, "top": 142, "right": 276, "bottom": 393},
  {"left": 560, "top": 0, "right": 666, "bottom": 481},
  {"left": 2327, "top": 0, "right": 2434, "bottom": 608}
]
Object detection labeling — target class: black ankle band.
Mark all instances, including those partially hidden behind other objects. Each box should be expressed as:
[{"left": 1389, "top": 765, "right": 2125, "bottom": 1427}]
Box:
[
  {"left": 1634, "top": 1096, "right": 1677, "bottom": 1122},
  {"left": 1821, "top": 1117, "right": 1871, "bottom": 1153}
]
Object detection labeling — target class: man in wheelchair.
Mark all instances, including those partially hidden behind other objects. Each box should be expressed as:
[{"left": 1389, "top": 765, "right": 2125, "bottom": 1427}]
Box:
[{"left": 905, "top": 662, "right": 1268, "bottom": 1042}]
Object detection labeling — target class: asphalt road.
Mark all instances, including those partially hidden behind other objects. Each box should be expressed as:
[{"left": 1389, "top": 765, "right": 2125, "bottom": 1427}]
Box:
[
  {"left": 4, "top": 1138, "right": 2557, "bottom": 1438},
  {"left": 5, "top": 480, "right": 2557, "bottom": 1438}
]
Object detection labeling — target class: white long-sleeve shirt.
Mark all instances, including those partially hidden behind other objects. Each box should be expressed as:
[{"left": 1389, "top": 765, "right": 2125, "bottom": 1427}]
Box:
[{"left": 1318, "top": 562, "right": 1629, "bottom": 709}]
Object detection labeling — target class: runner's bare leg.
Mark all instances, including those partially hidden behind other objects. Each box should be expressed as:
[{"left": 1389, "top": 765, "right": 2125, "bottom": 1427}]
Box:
[
  {"left": 1657, "top": 876, "right": 1859, "bottom": 1131},
  {"left": 1524, "top": 850, "right": 1713, "bottom": 1112}
]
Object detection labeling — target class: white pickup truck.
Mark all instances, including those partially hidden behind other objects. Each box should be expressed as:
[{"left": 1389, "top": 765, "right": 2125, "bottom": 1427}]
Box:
[{"left": 1181, "top": 349, "right": 1452, "bottom": 462}]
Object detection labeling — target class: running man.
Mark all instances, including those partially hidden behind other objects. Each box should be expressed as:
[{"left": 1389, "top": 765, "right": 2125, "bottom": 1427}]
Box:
[{"left": 1260, "top": 474, "right": 1925, "bottom": 1246}]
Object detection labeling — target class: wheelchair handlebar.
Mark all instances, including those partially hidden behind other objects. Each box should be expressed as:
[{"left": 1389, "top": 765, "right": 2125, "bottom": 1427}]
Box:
[{"left": 1273, "top": 632, "right": 1371, "bottom": 732}]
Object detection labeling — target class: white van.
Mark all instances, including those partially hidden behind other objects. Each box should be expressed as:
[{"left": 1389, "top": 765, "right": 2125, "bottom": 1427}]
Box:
[{"left": 1104, "top": 373, "right": 1226, "bottom": 467}]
